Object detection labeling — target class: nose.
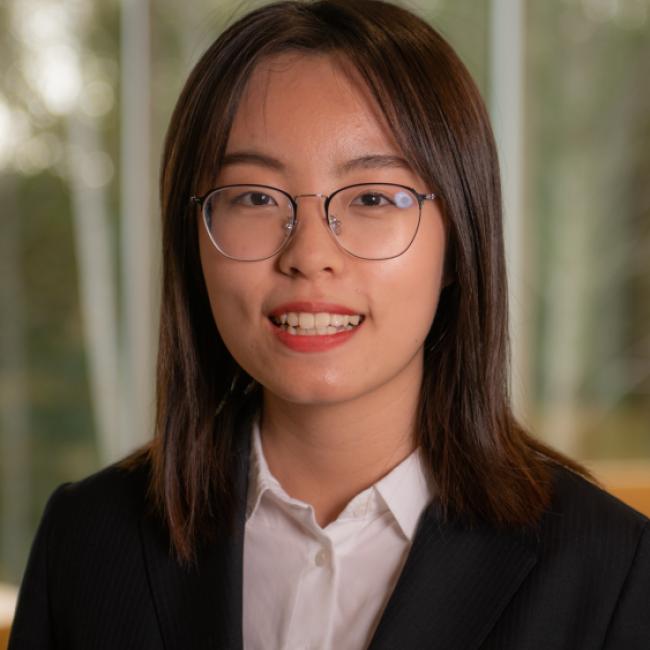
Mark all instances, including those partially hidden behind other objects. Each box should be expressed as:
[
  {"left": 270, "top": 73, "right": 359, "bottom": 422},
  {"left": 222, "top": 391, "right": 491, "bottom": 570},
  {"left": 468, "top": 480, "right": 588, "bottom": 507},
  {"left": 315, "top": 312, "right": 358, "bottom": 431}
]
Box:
[{"left": 276, "top": 194, "right": 345, "bottom": 278}]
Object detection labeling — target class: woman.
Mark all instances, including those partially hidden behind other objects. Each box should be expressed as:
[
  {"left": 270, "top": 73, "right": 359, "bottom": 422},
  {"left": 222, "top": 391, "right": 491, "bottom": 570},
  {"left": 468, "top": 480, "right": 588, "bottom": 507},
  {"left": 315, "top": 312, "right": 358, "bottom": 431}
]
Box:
[{"left": 9, "top": 1, "right": 649, "bottom": 648}]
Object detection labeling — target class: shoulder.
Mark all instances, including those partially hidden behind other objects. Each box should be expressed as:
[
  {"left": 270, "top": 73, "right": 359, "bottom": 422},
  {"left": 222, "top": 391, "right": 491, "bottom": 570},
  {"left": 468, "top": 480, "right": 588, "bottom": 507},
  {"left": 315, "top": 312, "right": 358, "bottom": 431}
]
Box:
[
  {"left": 531, "top": 463, "right": 649, "bottom": 607},
  {"left": 500, "top": 464, "right": 650, "bottom": 647},
  {"left": 544, "top": 463, "right": 648, "bottom": 541},
  {"left": 11, "top": 459, "right": 162, "bottom": 647},
  {"left": 37, "top": 459, "right": 156, "bottom": 601},
  {"left": 41, "top": 458, "right": 153, "bottom": 552}
]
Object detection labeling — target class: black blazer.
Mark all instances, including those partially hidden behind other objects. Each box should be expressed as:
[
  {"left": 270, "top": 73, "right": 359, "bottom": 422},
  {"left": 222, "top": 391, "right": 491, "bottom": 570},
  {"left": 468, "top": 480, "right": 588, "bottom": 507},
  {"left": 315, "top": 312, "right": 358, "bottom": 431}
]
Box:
[{"left": 9, "top": 427, "right": 650, "bottom": 650}]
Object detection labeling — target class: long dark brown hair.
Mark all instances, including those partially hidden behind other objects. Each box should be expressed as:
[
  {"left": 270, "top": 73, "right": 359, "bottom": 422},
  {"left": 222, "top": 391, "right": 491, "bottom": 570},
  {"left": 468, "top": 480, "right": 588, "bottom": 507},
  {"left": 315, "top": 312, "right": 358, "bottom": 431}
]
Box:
[{"left": 121, "top": 0, "right": 591, "bottom": 566}]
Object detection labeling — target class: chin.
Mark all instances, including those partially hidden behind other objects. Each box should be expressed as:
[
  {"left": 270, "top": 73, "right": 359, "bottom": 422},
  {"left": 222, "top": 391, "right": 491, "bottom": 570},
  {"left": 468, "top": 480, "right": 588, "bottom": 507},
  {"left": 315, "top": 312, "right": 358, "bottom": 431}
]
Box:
[{"left": 261, "top": 375, "right": 360, "bottom": 407}]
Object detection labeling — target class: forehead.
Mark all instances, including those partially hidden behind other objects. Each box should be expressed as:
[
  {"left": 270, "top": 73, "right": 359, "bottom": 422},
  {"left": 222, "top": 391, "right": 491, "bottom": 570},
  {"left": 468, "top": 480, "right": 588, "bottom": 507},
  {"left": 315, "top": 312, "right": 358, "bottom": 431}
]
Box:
[{"left": 225, "top": 52, "right": 403, "bottom": 160}]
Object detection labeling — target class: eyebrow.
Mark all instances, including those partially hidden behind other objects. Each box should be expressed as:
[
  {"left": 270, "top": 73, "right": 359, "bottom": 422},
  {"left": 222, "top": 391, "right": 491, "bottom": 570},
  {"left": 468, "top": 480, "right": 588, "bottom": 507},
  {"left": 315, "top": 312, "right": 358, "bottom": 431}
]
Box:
[
  {"left": 220, "top": 150, "right": 412, "bottom": 175},
  {"left": 220, "top": 151, "right": 285, "bottom": 170},
  {"left": 338, "top": 154, "right": 411, "bottom": 174}
]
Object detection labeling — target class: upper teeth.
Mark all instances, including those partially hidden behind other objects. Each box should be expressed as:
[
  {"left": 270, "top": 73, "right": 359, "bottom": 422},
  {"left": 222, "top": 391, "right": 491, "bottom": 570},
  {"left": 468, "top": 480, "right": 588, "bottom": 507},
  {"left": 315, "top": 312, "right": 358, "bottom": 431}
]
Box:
[{"left": 273, "top": 312, "right": 362, "bottom": 328}]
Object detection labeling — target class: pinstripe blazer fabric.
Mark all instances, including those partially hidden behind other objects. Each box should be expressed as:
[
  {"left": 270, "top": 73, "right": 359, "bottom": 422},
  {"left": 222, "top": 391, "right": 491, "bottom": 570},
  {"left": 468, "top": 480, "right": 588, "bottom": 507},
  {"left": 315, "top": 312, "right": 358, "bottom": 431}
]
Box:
[{"left": 9, "top": 428, "right": 650, "bottom": 649}]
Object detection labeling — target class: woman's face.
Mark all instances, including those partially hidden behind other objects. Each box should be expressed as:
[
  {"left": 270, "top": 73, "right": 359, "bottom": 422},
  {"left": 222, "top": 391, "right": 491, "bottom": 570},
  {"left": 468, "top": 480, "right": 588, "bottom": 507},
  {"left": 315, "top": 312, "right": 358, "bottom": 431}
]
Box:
[{"left": 199, "top": 53, "right": 447, "bottom": 406}]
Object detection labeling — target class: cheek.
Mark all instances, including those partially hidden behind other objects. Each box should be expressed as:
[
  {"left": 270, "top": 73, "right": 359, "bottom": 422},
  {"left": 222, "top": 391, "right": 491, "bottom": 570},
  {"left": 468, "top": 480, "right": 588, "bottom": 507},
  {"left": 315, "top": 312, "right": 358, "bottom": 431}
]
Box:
[
  {"left": 374, "top": 217, "right": 446, "bottom": 346},
  {"left": 375, "top": 263, "right": 441, "bottom": 350},
  {"left": 199, "top": 233, "right": 261, "bottom": 356}
]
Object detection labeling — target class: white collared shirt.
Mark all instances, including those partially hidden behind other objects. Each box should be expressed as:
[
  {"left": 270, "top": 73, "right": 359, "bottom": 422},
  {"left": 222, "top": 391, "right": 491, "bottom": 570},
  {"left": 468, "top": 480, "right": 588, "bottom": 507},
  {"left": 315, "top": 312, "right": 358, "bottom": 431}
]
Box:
[{"left": 243, "top": 423, "right": 434, "bottom": 650}]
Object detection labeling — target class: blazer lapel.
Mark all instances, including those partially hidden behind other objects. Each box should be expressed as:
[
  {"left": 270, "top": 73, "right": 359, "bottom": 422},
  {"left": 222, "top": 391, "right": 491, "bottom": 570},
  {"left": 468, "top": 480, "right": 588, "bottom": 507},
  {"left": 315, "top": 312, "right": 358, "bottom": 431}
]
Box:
[
  {"left": 139, "top": 420, "right": 538, "bottom": 650},
  {"left": 139, "top": 422, "right": 251, "bottom": 650},
  {"left": 367, "top": 506, "right": 539, "bottom": 650}
]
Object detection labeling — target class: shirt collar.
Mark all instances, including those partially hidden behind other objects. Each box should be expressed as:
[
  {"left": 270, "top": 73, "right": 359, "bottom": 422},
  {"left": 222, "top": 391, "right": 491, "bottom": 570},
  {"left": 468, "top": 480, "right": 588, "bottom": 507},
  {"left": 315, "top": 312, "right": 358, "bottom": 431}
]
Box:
[
  {"left": 372, "top": 445, "right": 434, "bottom": 540},
  {"left": 245, "top": 420, "right": 283, "bottom": 519},
  {"left": 246, "top": 420, "right": 434, "bottom": 541}
]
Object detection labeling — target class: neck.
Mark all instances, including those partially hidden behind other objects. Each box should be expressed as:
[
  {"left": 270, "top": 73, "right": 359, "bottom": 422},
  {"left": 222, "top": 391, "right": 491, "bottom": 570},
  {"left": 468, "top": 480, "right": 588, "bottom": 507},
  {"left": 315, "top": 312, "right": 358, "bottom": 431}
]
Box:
[{"left": 259, "top": 360, "right": 422, "bottom": 526}]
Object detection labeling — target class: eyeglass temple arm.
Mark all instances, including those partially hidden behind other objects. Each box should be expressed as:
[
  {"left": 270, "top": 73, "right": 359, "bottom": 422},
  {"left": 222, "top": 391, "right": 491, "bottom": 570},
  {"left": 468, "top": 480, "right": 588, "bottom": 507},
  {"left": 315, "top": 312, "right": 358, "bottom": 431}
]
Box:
[{"left": 190, "top": 195, "right": 203, "bottom": 206}]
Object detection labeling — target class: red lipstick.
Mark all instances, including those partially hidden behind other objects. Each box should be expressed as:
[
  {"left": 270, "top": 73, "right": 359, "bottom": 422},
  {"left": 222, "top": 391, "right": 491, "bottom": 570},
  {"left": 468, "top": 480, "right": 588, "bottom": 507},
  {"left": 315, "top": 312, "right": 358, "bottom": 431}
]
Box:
[
  {"left": 267, "top": 301, "right": 364, "bottom": 353},
  {"left": 271, "top": 326, "right": 360, "bottom": 352}
]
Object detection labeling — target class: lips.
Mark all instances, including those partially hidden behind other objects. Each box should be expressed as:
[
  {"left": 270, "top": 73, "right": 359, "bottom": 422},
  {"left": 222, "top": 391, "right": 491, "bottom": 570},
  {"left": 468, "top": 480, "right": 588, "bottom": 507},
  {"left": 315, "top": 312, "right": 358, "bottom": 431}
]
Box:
[{"left": 267, "top": 301, "right": 365, "bottom": 351}]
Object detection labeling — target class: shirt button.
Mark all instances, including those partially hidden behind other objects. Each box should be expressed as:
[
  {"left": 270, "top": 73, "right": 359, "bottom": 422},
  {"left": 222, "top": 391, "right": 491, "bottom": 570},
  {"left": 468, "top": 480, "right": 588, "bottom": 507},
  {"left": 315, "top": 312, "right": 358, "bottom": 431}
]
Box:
[{"left": 314, "top": 549, "right": 328, "bottom": 566}]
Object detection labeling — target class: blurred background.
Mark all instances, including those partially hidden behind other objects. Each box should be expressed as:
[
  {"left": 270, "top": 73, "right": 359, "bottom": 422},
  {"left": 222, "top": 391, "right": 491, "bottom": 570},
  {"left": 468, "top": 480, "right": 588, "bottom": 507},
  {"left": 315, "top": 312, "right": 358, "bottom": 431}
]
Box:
[{"left": 0, "top": 0, "right": 649, "bottom": 628}]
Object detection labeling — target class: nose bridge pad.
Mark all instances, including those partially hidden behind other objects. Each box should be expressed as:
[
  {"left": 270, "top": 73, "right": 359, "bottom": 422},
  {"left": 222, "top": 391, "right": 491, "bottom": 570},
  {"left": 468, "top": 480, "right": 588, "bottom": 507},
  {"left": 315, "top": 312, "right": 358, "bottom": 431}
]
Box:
[{"left": 328, "top": 213, "right": 342, "bottom": 235}]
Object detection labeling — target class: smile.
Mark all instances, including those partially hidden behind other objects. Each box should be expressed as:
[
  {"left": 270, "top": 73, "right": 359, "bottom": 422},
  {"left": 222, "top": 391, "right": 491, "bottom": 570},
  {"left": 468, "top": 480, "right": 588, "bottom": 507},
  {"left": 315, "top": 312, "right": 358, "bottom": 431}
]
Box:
[{"left": 269, "top": 311, "right": 364, "bottom": 336}]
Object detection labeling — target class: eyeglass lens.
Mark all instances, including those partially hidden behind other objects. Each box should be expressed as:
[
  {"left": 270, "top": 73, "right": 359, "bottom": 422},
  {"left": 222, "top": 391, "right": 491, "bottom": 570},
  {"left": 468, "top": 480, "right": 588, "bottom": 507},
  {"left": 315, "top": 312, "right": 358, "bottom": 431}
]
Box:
[{"left": 202, "top": 184, "right": 421, "bottom": 261}]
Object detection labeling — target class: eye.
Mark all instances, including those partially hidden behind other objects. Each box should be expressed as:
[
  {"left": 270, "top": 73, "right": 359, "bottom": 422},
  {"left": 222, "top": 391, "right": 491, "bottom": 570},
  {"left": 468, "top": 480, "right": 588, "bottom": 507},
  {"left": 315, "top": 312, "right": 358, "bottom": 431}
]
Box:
[
  {"left": 351, "top": 192, "right": 392, "bottom": 207},
  {"left": 233, "top": 191, "right": 278, "bottom": 207}
]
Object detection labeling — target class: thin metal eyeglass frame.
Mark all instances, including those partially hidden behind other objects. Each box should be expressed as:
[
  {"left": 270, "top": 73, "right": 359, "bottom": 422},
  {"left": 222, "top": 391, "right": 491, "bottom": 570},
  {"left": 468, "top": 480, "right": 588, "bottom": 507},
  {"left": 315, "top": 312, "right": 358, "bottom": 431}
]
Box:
[{"left": 190, "top": 182, "right": 437, "bottom": 261}]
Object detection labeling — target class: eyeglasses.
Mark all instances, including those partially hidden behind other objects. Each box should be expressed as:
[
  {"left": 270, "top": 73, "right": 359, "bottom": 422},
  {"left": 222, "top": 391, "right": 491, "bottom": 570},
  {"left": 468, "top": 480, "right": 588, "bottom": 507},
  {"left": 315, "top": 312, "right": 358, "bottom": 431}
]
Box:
[{"left": 190, "top": 182, "right": 436, "bottom": 261}]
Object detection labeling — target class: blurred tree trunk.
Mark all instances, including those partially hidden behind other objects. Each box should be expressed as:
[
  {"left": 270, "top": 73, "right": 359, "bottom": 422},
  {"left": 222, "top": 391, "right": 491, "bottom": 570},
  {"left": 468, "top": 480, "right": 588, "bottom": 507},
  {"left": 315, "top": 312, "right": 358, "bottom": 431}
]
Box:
[
  {"left": 67, "top": 112, "right": 120, "bottom": 462},
  {"left": 67, "top": 112, "right": 119, "bottom": 463},
  {"left": 490, "top": 0, "right": 531, "bottom": 422},
  {"left": 0, "top": 174, "right": 31, "bottom": 583},
  {"left": 120, "top": 0, "right": 154, "bottom": 455}
]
